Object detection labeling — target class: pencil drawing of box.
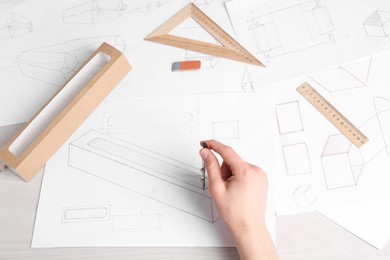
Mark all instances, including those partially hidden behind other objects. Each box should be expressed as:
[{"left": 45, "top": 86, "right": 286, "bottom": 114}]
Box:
[{"left": 68, "top": 130, "right": 219, "bottom": 223}]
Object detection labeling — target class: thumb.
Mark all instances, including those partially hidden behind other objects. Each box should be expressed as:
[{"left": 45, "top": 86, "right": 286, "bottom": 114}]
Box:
[{"left": 199, "top": 148, "right": 226, "bottom": 196}]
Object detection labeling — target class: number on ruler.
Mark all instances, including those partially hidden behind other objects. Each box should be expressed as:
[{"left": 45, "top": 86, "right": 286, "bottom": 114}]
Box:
[{"left": 297, "top": 83, "right": 369, "bottom": 148}]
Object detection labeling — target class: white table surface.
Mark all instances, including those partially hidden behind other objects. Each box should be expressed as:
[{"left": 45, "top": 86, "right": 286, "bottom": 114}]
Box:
[{"left": 1, "top": 124, "right": 390, "bottom": 260}]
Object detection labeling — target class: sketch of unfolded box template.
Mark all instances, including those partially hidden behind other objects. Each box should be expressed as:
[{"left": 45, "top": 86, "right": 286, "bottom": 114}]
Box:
[
  {"left": 248, "top": 0, "right": 335, "bottom": 59},
  {"left": 275, "top": 101, "right": 304, "bottom": 135},
  {"left": 363, "top": 10, "right": 390, "bottom": 37},
  {"left": 68, "top": 131, "right": 219, "bottom": 223},
  {"left": 101, "top": 97, "right": 200, "bottom": 132},
  {"left": 282, "top": 142, "right": 312, "bottom": 176},
  {"left": 14, "top": 36, "right": 126, "bottom": 86},
  {"left": 0, "top": 12, "right": 33, "bottom": 40},
  {"left": 321, "top": 134, "right": 364, "bottom": 190},
  {"left": 292, "top": 184, "right": 318, "bottom": 208},
  {"left": 309, "top": 56, "right": 372, "bottom": 93},
  {"left": 63, "top": 0, "right": 127, "bottom": 24}
]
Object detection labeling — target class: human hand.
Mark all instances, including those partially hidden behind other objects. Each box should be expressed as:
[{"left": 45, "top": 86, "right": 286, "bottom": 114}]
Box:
[
  {"left": 199, "top": 140, "right": 278, "bottom": 260},
  {"left": 199, "top": 140, "right": 268, "bottom": 233}
]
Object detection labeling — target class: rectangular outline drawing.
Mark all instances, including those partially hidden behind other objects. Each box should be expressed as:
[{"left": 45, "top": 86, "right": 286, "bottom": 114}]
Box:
[
  {"left": 76, "top": 132, "right": 204, "bottom": 189},
  {"left": 61, "top": 205, "right": 110, "bottom": 223},
  {"left": 101, "top": 97, "right": 200, "bottom": 131},
  {"left": 275, "top": 101, "right": 304, "bottom": 135},
  {"left": 282, "top": 142, "right": 312, "bottom": 176},
  {"left": 213, "top": 121, "right": 239, "bottom": 141},
  {"left": 112, "top": 214, "right": 161, "bottom": 231},
  {"left": 68, "top": 130, "right": 219, "bottom": 223},
  {"left": 248, "top": 0, "right": 335, "bottom": 59},
  {"left": 321, "top": 134, "right": 364, "bottom": 190}
]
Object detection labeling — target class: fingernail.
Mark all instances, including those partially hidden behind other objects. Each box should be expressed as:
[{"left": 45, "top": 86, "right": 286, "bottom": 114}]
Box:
[
  {"left": 201, "top": 141, "right": 208, "bottom": 149},
  {"left": 200, "top": 149, "right": 208, "bottom": 159}
]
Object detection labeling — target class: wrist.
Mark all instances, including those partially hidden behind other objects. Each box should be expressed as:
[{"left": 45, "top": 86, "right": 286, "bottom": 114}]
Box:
[
  {"left": 229, "top": 221, "right": 275, "bottom": 260},
  {"left": 230, "top": 221, "right": 269, "bottom": 244},
  {"left": 228, "top": 216, "right": 267, "bottom": 239}
]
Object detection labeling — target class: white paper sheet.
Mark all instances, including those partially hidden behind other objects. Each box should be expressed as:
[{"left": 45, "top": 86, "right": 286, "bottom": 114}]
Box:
[
  {"left": 4, "top": 0, "right": 390, "bottom": 250},
  {"left": 226, "top": 0, "right": 390, "bottom": 89},
  {"left": 263, "top": 51, "right": 390, "bottom": 249},
  {"left": 318, "top": 200, "right": 390, "bottom": 249},
  {"left": 265, "top": 51, "right": 390, "bottom": 216},
  {"left": 32, "top": 92, "right": 276, "bottom": 247},
  {"left": 0, "top": 0, "right": 249, "bottom": 126}
]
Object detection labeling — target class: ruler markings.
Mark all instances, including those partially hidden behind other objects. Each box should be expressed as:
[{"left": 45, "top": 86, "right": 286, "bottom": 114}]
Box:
[{"left": 296, "top": 83, "right": 369, "bottom": 148}]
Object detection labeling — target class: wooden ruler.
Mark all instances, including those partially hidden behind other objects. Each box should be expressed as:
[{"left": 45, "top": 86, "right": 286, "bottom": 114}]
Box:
[
  {"left": 145, "top": 3, "right": 264, "bottom": 66},
  {"left": 297, "top": 83, "right": 369, "bottom": 148}
]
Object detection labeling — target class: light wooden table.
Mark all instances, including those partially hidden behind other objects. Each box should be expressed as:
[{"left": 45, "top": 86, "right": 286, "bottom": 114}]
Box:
[{"left": 1, "top": 124, "right": 389, "bottom": 259}]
